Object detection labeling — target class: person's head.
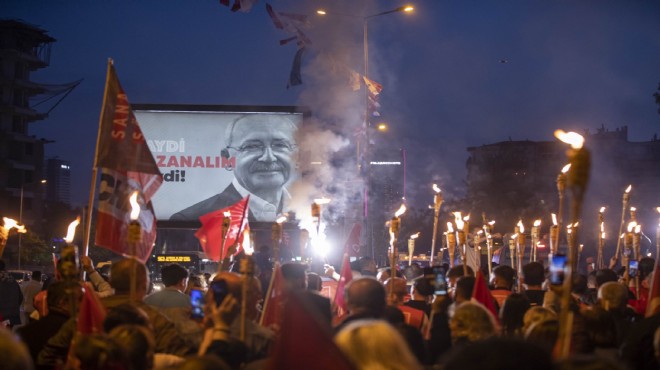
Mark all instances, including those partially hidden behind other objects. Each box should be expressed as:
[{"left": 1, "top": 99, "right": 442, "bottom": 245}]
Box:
[
  {"left": 522, "top": 262, "right": 545, "bottom": 287},
  {"left": 597, "top": 282, "right": 628, "bottom": 312},
  {"left": 491, "top": 265, "right": 515, "bottom": 290},
  {"left": 306, "top": 272, "right": 322, "bottom": 292},
  {"left": 402, "top": 264, "right": 423, "bottom": 281},
  {"left": 639, "top": 257, "right": 655, "bottom": 280},
  {"left": 335, "top": 320, "right": 423, "bottom": 370},
  {"left": 208, "top": 272, "right": 262, "bottom": 320},
  {"left": 524, "top": 319, "right": 559, "bottom": 355},
  {"left": 358, "top": 256, "right": 377, "bottom": 276},
  {"left": 443, "top": 337, "right": 554, "bottom": 370},
  {"left": 522, "top": 306, "right": 557, "bottom": 334},
  {"left": 581, "top": 306, "right": 618, "bottom": 349},
  {"left": 108, "top": 325, "right": 155, "bottom": 370},
  {"left": 345, "top": 277, "right": 386, "bottom": 317},
  {"left": 227, "top": 114, "right": 297, "bottom": 198},
  {"left": 376, "top": 267, "right": 402, "bottom": 283},
  {"left": 71, "top": 333, "right": 127, "bottom": 370},
  {"left": 46, "top": 280, "right": 82, "bottom": 314},
  {"left": 572, "top": 274, "right": 588, "bottom": 295},
  {"left": 447, "top": 265, "right": 474, "bottom": 297},
  {"left": 103, "top": 303, "right": 152, "bottom": 333},
  {"left": 383, "top": 277, "right": 408, "bottom": 305},
  {"left": 280, "top": 262, "right": 308, "bottom": 291},
  {"left": 411, "top": 276, "right": 434, "bottom": 298},
  {"left": 31, "top": 270, "right": 41, "bottom": 281},
  {"left": 595, "top": 269, "right": 618, "bottom": 288},
  {"left": 449, "top": 302, "right": 497, "bottom": 343},
  {"left": 0, "top": 326, "right": 32, "bottom": 370},
  {"left": 500, "top": 293, "right": 531, "bottom": 337},
  {"left": 455, "top": 276, "right": 475, "bottom": 304},
  {"left": 160, "top": 264, "right": 189, "bottom": 289},
  {"left": 110, "top": 258, "right": 149, "bottom": 297}
]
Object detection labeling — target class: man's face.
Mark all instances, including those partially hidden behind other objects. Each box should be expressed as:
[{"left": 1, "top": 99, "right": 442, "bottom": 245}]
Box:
[{"left": 230, "top": 116, "right": 296, "bottom": 195}]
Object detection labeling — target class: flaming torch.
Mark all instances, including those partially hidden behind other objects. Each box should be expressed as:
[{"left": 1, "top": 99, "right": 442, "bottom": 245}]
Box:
[
  {"left": 389, "top": 204, "right": 406, "bottom": 297},
  {"left": 483, "top": 220, "right": 495, "bottom": 275},
  {"left": 446, "top": 222, "right": 456, "bottom": 267},
  {"left": 554, "top": 129, "right": 591, "bottom": 359},
  {"left": 597, "top": 207, "right": 606, "bottom": 269},
  {"left": 633, "top": 223, "right": 642, "bottom": 298},
  {"left": 0, "top": 218, "right": 26, "bottom": 258},
  {"left": 455, "top": 213, "right": 468, "bottom": 275},
  {"left": 430, "top": 184, "right": 443, "bottom": 265},
  {"left": 531, "top": 220, "right": 541, "bottom": 262},
  {"left": 509, "top": 235, "right": 516, "bottom": 269},
  {"left": 557, "top": 163, "right": 571, "bottom": 238},
  {"left": 615, "top": 185, "right": 632, "bottom": 264},
  {"left": 515, "top": 220, "right": 525, "bottom": 292},
  {"left": 550, "top": 213, "right": 559, "bottom": 257},
  {"left": 239, "top": 237, "right": 255, "bottom": 341},
  {"left": 59, "top": 217, "right": 81, "bottom": 283},
  {"left": 217, "top": 211, "right": 233, "bottom": 272},
  {"left": 408, "top": 232, "right": 420, "bottom": 266},
  {"left": 127, "top": 191, "right": 141, "bottom": 249},
  {"left": 271, "top": 216, "right": 287, "bottom": 263}
]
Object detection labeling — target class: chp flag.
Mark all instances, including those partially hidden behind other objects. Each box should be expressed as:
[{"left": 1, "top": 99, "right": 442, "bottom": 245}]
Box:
[
  {"left": 94, "top": 60, "right": 163, "bottom": 263},
  {"left": 194, "top": 196, "right": 250, "bottom": 261}
]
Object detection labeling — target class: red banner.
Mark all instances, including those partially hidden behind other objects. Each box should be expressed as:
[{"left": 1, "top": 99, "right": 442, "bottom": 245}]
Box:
[{"left": 194, "top": 196, "right": 249, "bottom": 261}]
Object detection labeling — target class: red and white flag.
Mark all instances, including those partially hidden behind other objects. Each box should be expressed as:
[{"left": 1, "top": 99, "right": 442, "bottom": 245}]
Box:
[
  {"left": 343, "top": 223, "right": 362, "bottom": 257},
  {"left": 333, "top": 254, "right": 353, "bottom": 318},
  {"left": 646, "top": 258, "right": 660, "bottom": 317},
  {"left": 94, "top": 61, "right": 162, "bottom": 263},
  {"left": 260, "top": 263, "right": 285, "bottom": 327},
  {"left": 194, "top": 196, "right": 250, "bottom": 262},
  {"left": 77, "top": 282, "right": 107, "bottom": 335}
]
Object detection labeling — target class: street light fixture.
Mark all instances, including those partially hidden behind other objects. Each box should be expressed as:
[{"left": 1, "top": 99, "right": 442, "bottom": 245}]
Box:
[{"left": 18, "top": 179, "right": 47, "bottom": 269}]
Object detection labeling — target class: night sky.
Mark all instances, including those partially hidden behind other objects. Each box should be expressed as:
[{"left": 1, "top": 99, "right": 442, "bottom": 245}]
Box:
[{"left": 5, "top": 0, "right": 660, "bottom": 209}]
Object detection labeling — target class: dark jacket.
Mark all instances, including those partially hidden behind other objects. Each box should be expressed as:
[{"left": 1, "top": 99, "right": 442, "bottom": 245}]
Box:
[
  {"left": 0, "top": 270, "right": 23, "bottom": 326},
  {"left": 16, "top": 310, "right": 69, "bottom": 363}
]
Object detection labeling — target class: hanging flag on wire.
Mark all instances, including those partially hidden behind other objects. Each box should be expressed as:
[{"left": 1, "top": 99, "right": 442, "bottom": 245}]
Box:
[
  {"left": 219, "top": 0, "right": 258, "bottom": 13},
  {"left": 362, "top": 76, "right": 383, "bottom": 117},
  {"left": 287, "top": 47, "right": 306, "bottom": 89},
  {"left": 266, "top": 3, "right": 312, "bottom": 87},
  {"left": 94, "top": 61, "right": 162, "bottom": 263},
  {"left": 194, "top": 196, "right": 250, "bottom": 262}
]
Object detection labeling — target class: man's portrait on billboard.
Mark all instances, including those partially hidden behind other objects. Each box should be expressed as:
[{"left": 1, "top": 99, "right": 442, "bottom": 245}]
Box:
[{"left": 170, "top": 113, "right": 298, "bottom": 222}]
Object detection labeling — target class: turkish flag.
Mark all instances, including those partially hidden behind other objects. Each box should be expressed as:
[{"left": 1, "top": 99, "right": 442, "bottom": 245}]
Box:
[{"left": 194, "top": 196, "right": 249, "bottom": 261}]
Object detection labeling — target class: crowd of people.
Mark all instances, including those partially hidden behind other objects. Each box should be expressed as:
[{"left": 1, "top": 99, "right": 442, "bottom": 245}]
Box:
[{"left": 0, "top": 251, "right": 659, "bottom": 370}]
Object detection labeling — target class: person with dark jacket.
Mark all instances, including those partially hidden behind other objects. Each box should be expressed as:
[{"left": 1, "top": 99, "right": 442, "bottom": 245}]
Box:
[{"left": 0, "top": 259, "right": 23, "bottom": 328}]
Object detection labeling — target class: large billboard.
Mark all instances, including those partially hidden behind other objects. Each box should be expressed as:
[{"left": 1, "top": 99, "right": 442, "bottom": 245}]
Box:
[{"left": 133, "top": 105, "right": 306, "bottom": 223}]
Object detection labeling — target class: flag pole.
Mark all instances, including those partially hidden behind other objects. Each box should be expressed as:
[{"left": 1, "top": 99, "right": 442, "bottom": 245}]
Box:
[{"left": 83, "top": 59, "right": 114, "bottom": 260}]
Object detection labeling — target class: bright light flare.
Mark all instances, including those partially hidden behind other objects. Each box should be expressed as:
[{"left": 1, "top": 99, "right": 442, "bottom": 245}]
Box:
[
  {"left": 552, "top": 213, "right": 558, "bottom": 226},
  {"left": 463, "top": 214, "right": 470, "bottom": 222},
  {"left": 488, "top": 220, "right": 496, "bottom": 226},
  {"left": 276, "top": 216, "right": 287, "bottom": 224},
  {"left": 533, "top": 219, "right": 541, "bottom": 227},
  {"left": 433, "top": 184, "right": 441, "bottom": 193},
  {"left": 403, "top": 5, "right": 414, "bottom": 12},
  {"left": 223, "top": 211, "right": 231, "bottom": 218},
  {"left": 634, "top": 224, "right": 641, "bottom": 234},
  {"left": 517, "top": 220, "right": 525, "bottom": 233},
  {"left": 625, "top": 185, "right": 632, "bottom": 193},
  {"left": 316, "top": 9, "right": 327, "bottom": 15},
  {"left": 630, "top": 206, "right": 636, "bottom": 212},
  {"left": 64, "top": 217, "right": 80, "bottom": 244},
  {"left": 447, "top": 222, "right": 454, "bottom": 232},
  {"left": 2, "top": 217, "right": 26, "bottom": 233},
  {"left": 554, "top": 130, "right": 585, "bottom": 149},
  {"left": 314, "top": 197, "right": 331, "bottom": 205},
  {"left": 599, "top": 206, "right": 606, "bottom": 213},
  {"left": 394, "top": 204, "right": 406, "bottom": 218},
  {"left": 129, "top": 191, "right": 140, "bottom": 220},
  {"left": 242, "top": 230, "right": 253, "bottom": 255},
  {"left": 627, "top": 221, "right": 637, "bottom": 232},
  {"left": 561, "top": 164, "right": 571, "bottom": 173},
  {"left": 410, "top": 232, "right": 420, "bottom": 240}
]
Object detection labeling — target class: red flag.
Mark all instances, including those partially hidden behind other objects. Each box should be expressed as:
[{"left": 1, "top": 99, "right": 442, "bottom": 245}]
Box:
[
  {"left": 260, "top": 263, "right": 285, "bottom": 328},
  {"left": 646, "top": 258, "right": 660, "bottom": 317},
  {"left": 94, "top": 62, "right": 162, "bottom": 263},
  {"left": 333, "top": 254, "right": 353, "bottom": 318},
  {"left": 77, "top": 283, "right": 107, "bottom": 335},
  {"left": 267, "top": 291, "right": 356, "bottom": 370},
  {"left": 194, "top": 196, "right": 250, "bottom": 262},
  {"left": 471, "top": 269, "right": 499, "bottom": 321},
  {"left": 266, "top": 3, "right": 312, "bottom": 47},
  {"left": 362, "top": 76, "right": 383, "bottom": 97},
  {"left": 342, "top": 223, "right": 362, "bottom": 257}
]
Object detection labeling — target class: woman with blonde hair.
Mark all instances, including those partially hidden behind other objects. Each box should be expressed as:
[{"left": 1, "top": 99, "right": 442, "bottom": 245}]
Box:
[
  {"left": 335, "top": 319, "right": 423, "bottom": 370},
  {"left": 449, "top": 301, "right": 497, "bottom": 347}
]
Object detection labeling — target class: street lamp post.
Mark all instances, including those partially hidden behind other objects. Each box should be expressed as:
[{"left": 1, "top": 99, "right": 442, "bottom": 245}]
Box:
[
  {"left": 362, "top": 5, "right": 413, "bottom": 259},
  {"left": 18, "top": 179, "right": 46, "bottom": 269}
]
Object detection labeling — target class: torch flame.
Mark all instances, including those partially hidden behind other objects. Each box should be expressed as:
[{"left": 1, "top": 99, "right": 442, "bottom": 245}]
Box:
[
  {"left": 314, "top": 197, "right": 331, "bottom": 205},
  {"left": 573, "top": 222, "right": 579, "bottom": 227},
  {"left": 242, "top": 229, "right": 253, "bottom": 255},
  {"left": 517, "top": 220, "right": 524, "bottom": 233},
  {"left": 630, "top": 207, "right": 636, "bottom": 212},
  {"left": 463, "top": 214, "right": 470, "bottom": 222},
  {"left": 634, "top": 224, "right": 641, "bottom": 234},
  {"left": 410, "top": 232, "right": 420, "bottom": 240},
  {"left": 224, "top": 211, "right": 232, "bottom": 218},
  {"left": 511, "top": 234, "right": 517, "bottom": 240},
  {"left": 561, "top": 164, "right": 571, "bottom": 173},
  {"left": 64, "top": 217, "right": 80, "bottom": 244},
  {"left": 477, "top": 230, "right": 483, "bottom": 235},
  {"left": 433, "top": 184, "right": 441, "bottom": 193},
  {"left": 656, "top": 206, "right": 659, "bottom": 213},
  {"left": 394, "top": 204, "right": 406, "bottom": 218},
  {"left": 488, "top": 220, "right": 496, "bottom": 226},
  {"left": 552, "top": 213, "right": 558, "bottom": 226},
  {"left": 625, "top": 185, "right": 632, "bottom": 193},
  {"left": 627, "top": 221, "right": 636, "bottom": 232},
  {"left": 2, "top": 217, "right": 26, "bottom": 233},
  {"left": 453, "top": 212, "right": 462, "bottom": 223},
  {"left": 447, "top": 222, "right": 454, "bottom": 232},
  {"left": 599, "top": 206, "right": 606, "bottom": 213},
  {"left": 600, "top": 222, "right": 604, "bottom": 232},
  {"left": 129, "top": 191, "right": 140, "bottom": 221},
  {"left": 276, "top": 216, "right": 287, "bottom": 224},
  {"left": 554, "top": 130, "right": 585, "bottom": 149},
  {"left": 533, "top": 219, "right": 541, "bottom": 227}
]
